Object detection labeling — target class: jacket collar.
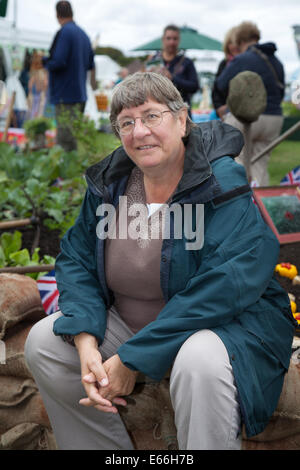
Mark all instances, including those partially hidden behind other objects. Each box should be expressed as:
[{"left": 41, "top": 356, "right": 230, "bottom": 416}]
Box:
[{"left": 85, "top": 121, "right": 244, "bottom": 201}]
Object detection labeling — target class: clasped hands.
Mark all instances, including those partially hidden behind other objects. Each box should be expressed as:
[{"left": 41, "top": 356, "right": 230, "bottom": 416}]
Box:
[{"left": 74, "top": 332, "right": 138, "bottom": 414}]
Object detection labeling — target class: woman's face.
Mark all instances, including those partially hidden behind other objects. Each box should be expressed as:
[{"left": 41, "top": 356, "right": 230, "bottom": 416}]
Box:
[{"left": 117, "top": 98, "right": 187, "bottom": 174}]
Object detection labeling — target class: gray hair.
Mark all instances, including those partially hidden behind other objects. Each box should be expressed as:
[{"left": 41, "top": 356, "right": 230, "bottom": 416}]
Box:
[{"left": 110, "top": 72, "right": 195, "bottom": 138}]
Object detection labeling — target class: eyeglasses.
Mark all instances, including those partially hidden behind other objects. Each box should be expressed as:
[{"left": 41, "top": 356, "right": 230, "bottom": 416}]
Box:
[{"left": 116, "top": 110, "right": 171, "bottom": 136}]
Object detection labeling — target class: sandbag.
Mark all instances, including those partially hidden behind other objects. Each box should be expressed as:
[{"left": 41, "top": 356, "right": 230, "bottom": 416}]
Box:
[
  {"left": 0, "top": 275, "right": 55, "bottom": 450},
  {"left": 0, "top": 376, "right": 36, "bottom": 410},
  {"left": 0, "top": 375, "right": 50, "bottom": 432},
  {"left": 0, "top": 376, "right": 51, "bottom": 433},
  {"left": 227, "top": 71, "right": 267, "bottom": 123},
  {"left": 118, "top": 378, "right": 177, "bottom": 450},
  {"left": 242, "top": 432, "right": 300, "bottom": 450},
  {"left": 0, "top": 273, "right": 45, "bottom": 340},
  {"left": 0, "top": 423, "right": 57, "bottom": 450},
  {"left": 0, "top": 323, "right": 35, "bottom": 379},
  {"left": 243, "top": 361, "right": 300, "bottom": 444}
]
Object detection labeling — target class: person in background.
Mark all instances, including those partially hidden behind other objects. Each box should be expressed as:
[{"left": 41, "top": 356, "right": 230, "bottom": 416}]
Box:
[
  {"left": 114, "top": 68, "right": 129, "bottom": 86},
  {"left": 212, "top": 26, "right": 240, "bottom": 119},
  {"left": 19, "top": 49, "right": 31, "bottom": 97},
  {"left": 216, "top": 21, "right": 285, "bottom": 185},
  {"left": 146, "top": 24, "right": 199, "bottom": 114},
  {"left": 25, "top": 72, "right": 295, "bottom": 451},
  {"left": 42, "top": 1, "right": 95, "bottom": 151},
  {"left": 27, "top": 52, "right": 49, "bottom": 119}
]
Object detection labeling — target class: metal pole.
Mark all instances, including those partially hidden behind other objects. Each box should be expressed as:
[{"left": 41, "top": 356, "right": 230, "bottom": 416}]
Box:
[
  {"left": 243, "top": 122, "right": 252, "bottom": 182},
  {"left": 12, "top": 0, "right": 17, "bottom": 29},
  {"left": 251, "top": 119, "right": 300, "bottom": 165}
]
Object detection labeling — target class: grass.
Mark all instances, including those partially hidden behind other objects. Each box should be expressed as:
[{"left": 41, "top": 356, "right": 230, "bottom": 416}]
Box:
[{"left": 268, "top": 140, "right": 300, "bottom": 185}]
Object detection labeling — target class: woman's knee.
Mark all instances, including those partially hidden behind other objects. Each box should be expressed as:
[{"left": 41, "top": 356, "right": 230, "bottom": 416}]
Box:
[{"left": 171, "top": 329, "right": 231, "bottom": 385}]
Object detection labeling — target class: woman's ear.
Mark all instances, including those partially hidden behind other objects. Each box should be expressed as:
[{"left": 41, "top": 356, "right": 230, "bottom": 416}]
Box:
[{"left": 178, "top": 108, "right": 188, "bottom": 137}]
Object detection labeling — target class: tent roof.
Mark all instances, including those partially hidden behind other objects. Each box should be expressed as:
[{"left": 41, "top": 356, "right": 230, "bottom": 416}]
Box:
[
  {"left": 132, "top": 26, "right": 222, "bottom": 52},
  {"left": 0, "top": 18, "right": 52, "bottom": 50},
  {"left": 94, "top": 55, "right": 120, "bottom": 82}
]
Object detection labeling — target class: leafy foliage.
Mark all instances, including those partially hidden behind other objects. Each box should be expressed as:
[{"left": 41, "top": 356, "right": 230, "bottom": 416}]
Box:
[
  {"left": 0, "top": 142, "right": 87, "bottom": 236},
  {"left": 0, "top": 231, "right": 55, "bottom": 279},
  {"left": 282, "top": 101, "right": 300, "bottom": 117},
  {"left": 24, "top": 117, "right": 53, "bottom": 139},
  {"left": 0, "top": 112, "right": 119, "bottom": 241}
]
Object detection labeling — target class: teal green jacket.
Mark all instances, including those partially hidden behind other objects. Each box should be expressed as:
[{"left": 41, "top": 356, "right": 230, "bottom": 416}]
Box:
[{"left": 53, "top": 121, "right": 296, "bottom": 438}]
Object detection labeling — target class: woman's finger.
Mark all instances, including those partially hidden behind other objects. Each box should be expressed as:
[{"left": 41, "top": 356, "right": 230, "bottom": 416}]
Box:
[
  {"left": 88, "top": 361, "right": 109, "bottom": 388},
  {"left": 83, "top": 372, "right": 109, "bottom": 390},
  {"left": 82, "top": 372, "right": 96, "bottom": 383},
  {"left": 112, "top": 397, "right": 127, "bottom": 407},
  {"left": 79, "top": 394, "right": 112, "bottom": 408},
  {"left": 79, "top": 397, "right": 118, "bottom": 414},
  {"left": 83, "top": 383, "right": 112, "bottom": 407}
]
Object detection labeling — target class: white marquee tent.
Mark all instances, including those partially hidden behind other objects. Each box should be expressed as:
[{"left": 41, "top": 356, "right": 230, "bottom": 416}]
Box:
[
  {"left": 94, "top": 54, "right": 120, "bottom": 85},
  {"left": 0, "top": 18, "right": 121, "bottom": 128},
  {"left": 0, "top": 18, "right": 52, "bottom": 50}
]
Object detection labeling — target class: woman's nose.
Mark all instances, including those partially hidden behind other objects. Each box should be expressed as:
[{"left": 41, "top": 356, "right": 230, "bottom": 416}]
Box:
[{"left": 132, "top": 118, "right": 152, "bottom": 138}]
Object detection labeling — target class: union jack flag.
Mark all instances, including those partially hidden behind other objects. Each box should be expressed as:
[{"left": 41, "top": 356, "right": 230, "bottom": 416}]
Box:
[
  {"left": 37, "top": 270, "right": 60, "bottom": 315},
  {"left": 280, "top": 166, "right": 300, "bottom": 185}
]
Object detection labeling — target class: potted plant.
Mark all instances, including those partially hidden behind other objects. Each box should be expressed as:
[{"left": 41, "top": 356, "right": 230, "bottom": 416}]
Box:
[{"left": 24, "top": 117, "right": 53, "bottom": 149}]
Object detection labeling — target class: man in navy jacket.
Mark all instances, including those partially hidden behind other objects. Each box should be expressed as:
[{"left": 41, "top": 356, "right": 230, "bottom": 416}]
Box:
[
  {"left": 146, "top": 25, "right": 199, "bottom": 114},
  {"left": 216, "top": 21, "right": 285, "bottom": 185},
  {"left": 43, "top": 1, "right": 95, "bottom": 151}
]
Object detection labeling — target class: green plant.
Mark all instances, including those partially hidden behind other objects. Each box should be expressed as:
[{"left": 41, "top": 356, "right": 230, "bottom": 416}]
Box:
[
  {"left": 282, "top": 101, "right": 300, "bottom": 117},
  {"left": 0, "top": 231, "right": 55, "bottom": 279},
  {"left": 0, "top": 143, "right": 87, "bottom": 238},
  {"left": 56, "top": 107, "right": 100, "bottom": 160},
  {"left": 24, "top": 117, "right": 53, "bottom": 139},
  {"left": 269, "top": 140, "right": 300, "bottom": 185},
  {"left": 0, "top": 127, "right": 119, "bottom": 238}
]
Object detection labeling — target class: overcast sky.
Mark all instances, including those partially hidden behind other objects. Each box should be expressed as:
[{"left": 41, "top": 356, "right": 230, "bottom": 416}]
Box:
[{"left": 5, "top": 0, "right": 300, "bottom": 75}]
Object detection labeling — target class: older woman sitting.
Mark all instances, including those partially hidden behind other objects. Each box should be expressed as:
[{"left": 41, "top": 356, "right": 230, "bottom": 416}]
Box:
[{"left": 25, "top": 72, "right": 296, "bottom": 450}]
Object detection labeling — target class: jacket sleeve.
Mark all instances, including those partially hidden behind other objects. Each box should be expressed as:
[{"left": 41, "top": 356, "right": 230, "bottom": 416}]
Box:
[
  {"left": 216, "top": 56, "right": 246, "bottom": 98},
  {"left": 53, "top": 189, "right": 108, "bottom": 343},
  {"left": 88, "top": 46, "right": 95, "bottom": 71},
  {"left": 172, "top": 59, "right": 199, "bottom": 94},
  {"left": 43, "top": 28, "right": 71, "bottom": 72},
  {"left": 117, "top": 190, "right": 282, "bottom": 381},
  {"left": 211, "top": 59, "right": 227, "bottom": 110}
]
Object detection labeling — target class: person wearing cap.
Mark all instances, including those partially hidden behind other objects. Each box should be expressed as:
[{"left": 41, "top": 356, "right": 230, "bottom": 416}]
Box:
[{"left": 216, "top": 21, "right": 285, "bottom": 185}]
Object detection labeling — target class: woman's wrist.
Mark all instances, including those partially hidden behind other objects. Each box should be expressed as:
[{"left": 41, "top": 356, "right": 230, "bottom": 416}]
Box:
[{"left": 74, "top": 332, "right": 98, "bottom": 351}]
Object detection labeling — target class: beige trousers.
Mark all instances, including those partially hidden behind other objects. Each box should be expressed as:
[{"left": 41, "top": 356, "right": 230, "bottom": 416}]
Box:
[
  {"left": 224, "top": 113, "right": 283, "bottom": 186},
  {"left": 24, "top": 308, "right": 242, "bottom": 450}
]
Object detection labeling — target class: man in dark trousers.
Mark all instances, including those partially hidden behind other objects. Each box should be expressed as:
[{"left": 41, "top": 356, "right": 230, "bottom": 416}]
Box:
[
  {"left": 147, "top": 25, "right": 199, "bottom": 114},
  {"left": 43, "top": 1, "right": 95, "bottom": 151}
]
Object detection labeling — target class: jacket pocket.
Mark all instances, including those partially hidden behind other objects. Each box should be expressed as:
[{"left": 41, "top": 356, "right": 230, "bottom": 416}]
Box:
[{"left": 239, "top": 306, "right": 294, "bottom": 370}]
